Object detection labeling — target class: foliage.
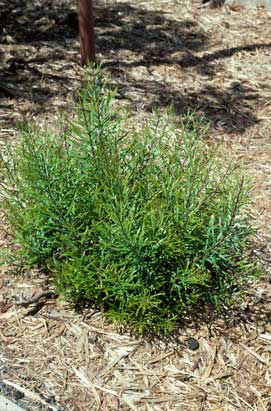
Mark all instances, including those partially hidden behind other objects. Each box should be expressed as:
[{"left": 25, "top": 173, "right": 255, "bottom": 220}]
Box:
[{"left": 0, "top": 68, "right": 258, "bottom": 334}]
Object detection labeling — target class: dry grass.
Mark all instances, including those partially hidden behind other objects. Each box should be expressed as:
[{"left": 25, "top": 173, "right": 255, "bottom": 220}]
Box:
[{"left": 1, "top": 0, "right": 271, "bottom": 410}]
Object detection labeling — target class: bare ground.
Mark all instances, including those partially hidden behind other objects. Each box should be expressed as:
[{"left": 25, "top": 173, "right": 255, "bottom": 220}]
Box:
[{"left": 0, "top": 0, "right": 271, "bottom": 410}]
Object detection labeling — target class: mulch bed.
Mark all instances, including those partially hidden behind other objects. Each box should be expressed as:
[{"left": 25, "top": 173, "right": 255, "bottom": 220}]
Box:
[{"left": 1, "top": 0, "right": 271, "bottom": 410}]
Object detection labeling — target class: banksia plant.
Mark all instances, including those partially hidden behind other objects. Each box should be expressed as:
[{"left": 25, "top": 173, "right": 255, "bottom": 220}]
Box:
[{"left": 0, "top": 68, "right": 258, "bottom": 334}]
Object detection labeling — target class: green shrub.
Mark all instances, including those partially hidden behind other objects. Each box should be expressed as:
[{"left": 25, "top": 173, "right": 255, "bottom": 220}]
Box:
[{"left": 0, "top": 68, "right": 258, "bottom": 334}]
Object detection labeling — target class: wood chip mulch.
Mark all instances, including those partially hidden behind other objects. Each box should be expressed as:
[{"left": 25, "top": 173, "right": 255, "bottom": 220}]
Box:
[{"left": 1, "top": 0, "right": 271, "bottom": 410}]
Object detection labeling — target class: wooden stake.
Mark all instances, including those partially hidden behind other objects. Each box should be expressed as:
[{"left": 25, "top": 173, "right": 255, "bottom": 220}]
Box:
[{"left": 77, "top": 0, "right": 96, "bottom": 65}]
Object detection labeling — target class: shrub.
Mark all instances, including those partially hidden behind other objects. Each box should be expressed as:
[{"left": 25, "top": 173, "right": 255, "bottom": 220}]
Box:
[{"left": 0, "top": 69, "right": 258, "bottom": 334}]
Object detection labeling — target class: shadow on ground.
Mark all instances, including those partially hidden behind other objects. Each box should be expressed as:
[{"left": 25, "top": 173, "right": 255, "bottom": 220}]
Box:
[
  {"left": 148, "top": 277, "right": 271, "bottom": 346},
  {"left": 113, "top": 76, "right": 261, "bottom": 133},
  {"left": 0, "top": 0, "right": 79, "bottom": 119},
  {"left": 0, "top": 0, "right": 270, "bottom": 133},
  {"left": 95, "top": 3, "right": 270, "bottom": 133}
]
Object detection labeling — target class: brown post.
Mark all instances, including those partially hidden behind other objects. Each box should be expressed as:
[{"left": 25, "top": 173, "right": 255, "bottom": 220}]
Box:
[{"left": 77, "top": 0, "right": 96, "bottom": 65}]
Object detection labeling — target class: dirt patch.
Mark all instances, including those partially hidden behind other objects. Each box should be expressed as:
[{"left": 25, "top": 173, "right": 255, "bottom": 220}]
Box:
[{"left": 1, "top": 0, "right": 271, "bottom": 410}]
